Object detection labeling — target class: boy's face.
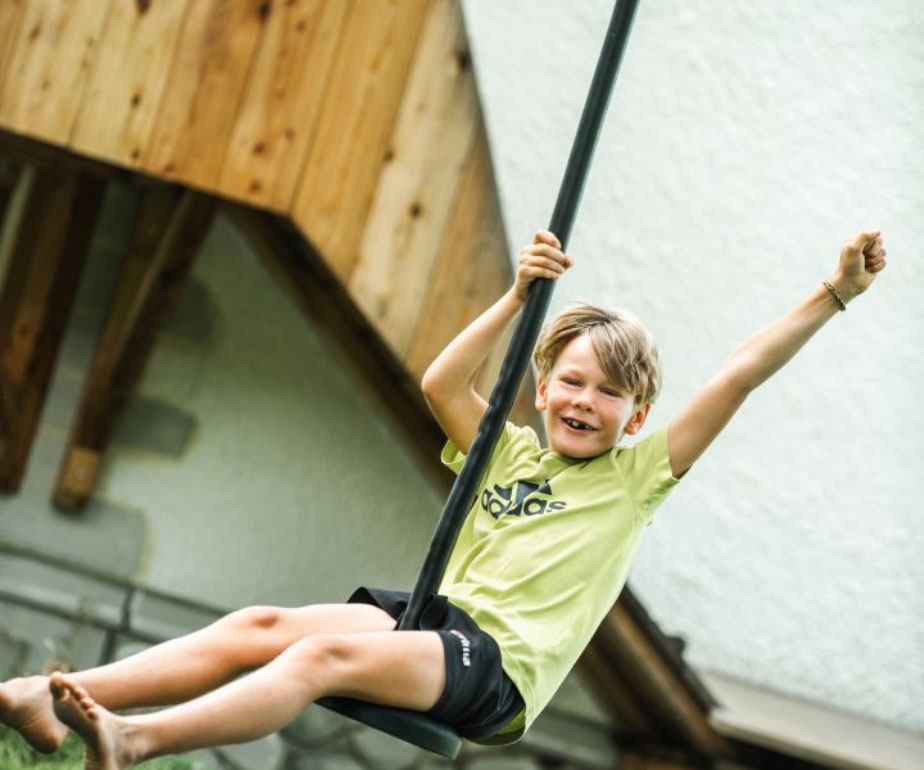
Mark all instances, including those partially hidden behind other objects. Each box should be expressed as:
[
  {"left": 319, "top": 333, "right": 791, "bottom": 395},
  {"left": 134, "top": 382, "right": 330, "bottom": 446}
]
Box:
[{"left": 536, "top": 333, "right": 650, "bottom": 459}]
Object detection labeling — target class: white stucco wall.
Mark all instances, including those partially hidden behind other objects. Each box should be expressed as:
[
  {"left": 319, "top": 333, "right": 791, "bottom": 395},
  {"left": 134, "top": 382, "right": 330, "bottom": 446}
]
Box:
[
  {"left": 461, "top": 0, "right": 923, "bottom": 734},
  {"left": 100, "top": 214, "right": 446, "bottom": 609}
]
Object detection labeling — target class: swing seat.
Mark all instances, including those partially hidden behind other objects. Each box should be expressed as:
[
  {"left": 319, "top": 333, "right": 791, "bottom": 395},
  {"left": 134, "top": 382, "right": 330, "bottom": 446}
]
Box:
[{"left": 317, "top": 696, "right": 462, "bottom": 759}]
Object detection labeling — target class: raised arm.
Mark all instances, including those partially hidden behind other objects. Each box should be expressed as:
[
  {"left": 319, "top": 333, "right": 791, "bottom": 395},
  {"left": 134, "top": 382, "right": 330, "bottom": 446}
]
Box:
[
  {"left": 667, "top": 230, "right": 888, "bottom": 478},
  {"left": 421, "top": 231, "right": 572, "bottom": 453}
]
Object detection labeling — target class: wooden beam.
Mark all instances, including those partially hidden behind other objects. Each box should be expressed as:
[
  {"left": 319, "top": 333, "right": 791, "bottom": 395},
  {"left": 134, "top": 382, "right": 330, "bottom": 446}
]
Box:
[
  {"left": 226, "top": 203, "right": 453, "bottom": 495},
  {"left": 402, "top": 125, "right": 540, "bottom": 433},
  {"left": 347, "top": 0, "right": 479, "bottom": 359},
  {"left": 69, "top": 0, "right": 190, "bottom": 167},
  {"left": 144, "top": 0, "right": 267, "bottom": 190},
  {"left": 218, "top": 0, "right": 352, "bottom": 209},
  {"left": 0, "top": 126, "right": 132, "bottom": 182},
  {"left": 0, "top": 160, "right": 26, "bottom": 433},
  {"left": 0, "top": 1, "right": 27, "bottom": 82},
  {"left": 591, "top": 603, "right": 734, "bottom": 759},
  {"left": 403, "top": 128, "right": 505, "bottom": 379},
  {"left": 0, "top": 158, "right": 19, "bottom": 224},
  {"left": 54, "top": 186, "right": 216, "bottom": 510},
  {"left": 0, "top": 0, "right": 111, "bottom": 144},
  {"left": 0, "top": 166, "right": 105, "bottom": 491},
  {"left": 578, "top": 638, "right": 657, "bottom": 736},
  {"left": 291, "top": 0, "right": 428, "bottom": 279}
]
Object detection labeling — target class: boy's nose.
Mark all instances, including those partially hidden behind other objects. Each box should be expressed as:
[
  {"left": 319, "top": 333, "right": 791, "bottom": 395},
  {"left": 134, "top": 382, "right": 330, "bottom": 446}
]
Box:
[{"left": 572, "top": 391, "right": 595, "bottom": 410}]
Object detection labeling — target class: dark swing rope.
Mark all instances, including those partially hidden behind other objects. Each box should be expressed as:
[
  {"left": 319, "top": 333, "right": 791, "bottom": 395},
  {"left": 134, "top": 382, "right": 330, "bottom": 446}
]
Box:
[
  {"left": 318, "top": 0, "right": 642, "bottom": 757},
  {"left": 400, "top": 0, "right": 642, "bottom": 632}
]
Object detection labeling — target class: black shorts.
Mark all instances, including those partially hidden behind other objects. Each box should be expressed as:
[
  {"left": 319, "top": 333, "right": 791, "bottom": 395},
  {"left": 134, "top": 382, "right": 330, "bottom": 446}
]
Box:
[{"left": 347, "top": 586, "right": 524, "bottom": 740}]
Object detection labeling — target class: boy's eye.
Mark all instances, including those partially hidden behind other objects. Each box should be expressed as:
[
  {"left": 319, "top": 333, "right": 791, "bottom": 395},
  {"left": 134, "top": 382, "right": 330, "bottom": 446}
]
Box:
[{"left": 601, "top": 388, "right": 622, "bottom": 397}]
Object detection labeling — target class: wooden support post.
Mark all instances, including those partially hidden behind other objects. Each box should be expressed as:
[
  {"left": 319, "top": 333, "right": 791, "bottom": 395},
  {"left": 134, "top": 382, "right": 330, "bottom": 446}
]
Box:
[
  {"left": 578, "top": 641, "right": 657, "bottom": 736},
  {"left": 0, "top": 160, "right": 20, "bottom": 224},
  {"left": 54, "top": 186, "right": 217, "bottom": 510},
  {"left": 0, "top": 167, "right": 105, "bottom": 491},
  {"left": 589, "top": 603, "right": 734, "bottom": 759}
]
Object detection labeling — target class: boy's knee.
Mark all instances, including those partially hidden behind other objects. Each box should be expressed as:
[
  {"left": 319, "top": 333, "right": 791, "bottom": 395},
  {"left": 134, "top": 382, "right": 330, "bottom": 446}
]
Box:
[
  {"left": 224, "top": 605, "right": 283, "bottom": 633},
  {"left": 289, "top": 634, "right": 348, "bottom": 664},
  {"left": 284, "top": 635, "right": 354, "bottom": 682}
]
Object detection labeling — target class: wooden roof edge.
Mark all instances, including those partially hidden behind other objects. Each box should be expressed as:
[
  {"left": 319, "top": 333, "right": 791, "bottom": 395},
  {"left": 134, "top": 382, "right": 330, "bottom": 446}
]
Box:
[
  {"left": 584, "top": 587, "right": 884, "bottom": 769},
  {"left": 224, "top": 202, "right": 454, "bottom": 495},
  {"left": 703, "top": 671, "right": 924, "bottom": 770},
  {"left": 579, "top": 587, "right": 736, "bottom": 760},
  {"left": 620, "top": 584, "right": 719, "bottom": 711},
  {"left": 0, "top": 126, "right": 134, "bottom": 184}
]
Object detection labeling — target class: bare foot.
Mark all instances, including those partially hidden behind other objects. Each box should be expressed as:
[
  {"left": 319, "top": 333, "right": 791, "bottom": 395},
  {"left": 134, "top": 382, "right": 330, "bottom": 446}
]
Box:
[
  {"left": 50, "top": 673, "right": 138, "bottom": 770},
  {"left": 0, "top": 675, "right": 68, "bottom": 753}
]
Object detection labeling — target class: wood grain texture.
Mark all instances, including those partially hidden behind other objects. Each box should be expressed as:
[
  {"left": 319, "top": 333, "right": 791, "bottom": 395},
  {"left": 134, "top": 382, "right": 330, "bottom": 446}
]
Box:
[
  {"left": 144, "top": 0, "right": 266, "bottom": 190},
  {"left": 55, "top": 186, "right": 216, "bottom": 509},
  {"left": 348, "top": 0, "right": 478, "bottom": 359},
  {"left": 291, "top": 0, "right": 428, "bottom": 278},
  {"left": 218, "top": 0, "right": 351, "bottom": 209},
  {"left": 404, "top": 128, "right": 507, "bottom": 381},
  {"left": 403, "top": 124, "right": 537, "bottom": 430},
  {"left": 595, "top": 606, "right": 733, "bottom": 756},
  {"left": 70, "top": 0, "right": 190, "bottom": 166},
  {"left": 0, "top": 0, "right": 111, "bottom": 143},
  {"left": 0, "top": 0, "right": 26, "bottom": 83},
  {"left": 0, "top": 169, "right": 104, "bottom": 491}
]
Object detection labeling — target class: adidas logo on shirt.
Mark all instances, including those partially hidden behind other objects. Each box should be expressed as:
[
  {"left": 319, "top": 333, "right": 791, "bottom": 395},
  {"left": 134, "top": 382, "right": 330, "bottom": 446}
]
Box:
[{"left": 480, "top": 480, "right": 567, "bottom": 519}]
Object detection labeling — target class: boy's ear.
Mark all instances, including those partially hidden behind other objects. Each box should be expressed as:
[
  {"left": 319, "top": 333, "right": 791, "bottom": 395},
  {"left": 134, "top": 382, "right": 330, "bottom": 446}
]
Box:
[
  {"left": 535, "top": 378, "right": 548, "bottom": 411},
  {"left": 623, "top": 403, "right": 651, "bottom": 436}
]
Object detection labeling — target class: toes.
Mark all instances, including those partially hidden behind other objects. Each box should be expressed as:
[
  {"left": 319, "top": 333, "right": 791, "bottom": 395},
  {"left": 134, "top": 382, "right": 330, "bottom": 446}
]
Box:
[
  {"left": 79, "top": 697, "right": 99, "bottom": 719},
  {"left": 48, "top": 673, "right": 65, "bottom": 699}
]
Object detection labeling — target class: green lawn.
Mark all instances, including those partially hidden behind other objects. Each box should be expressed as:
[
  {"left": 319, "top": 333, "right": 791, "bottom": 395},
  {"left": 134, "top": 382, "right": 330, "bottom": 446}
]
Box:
[{"left": 0, "top": 724, "right": 197, "bottom": 770}]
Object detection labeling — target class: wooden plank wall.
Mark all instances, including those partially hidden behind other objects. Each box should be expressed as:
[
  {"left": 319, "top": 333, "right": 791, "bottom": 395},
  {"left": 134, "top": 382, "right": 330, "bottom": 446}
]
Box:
[{"left": 0, "top": 0, "right": 537, "bottom": 426}]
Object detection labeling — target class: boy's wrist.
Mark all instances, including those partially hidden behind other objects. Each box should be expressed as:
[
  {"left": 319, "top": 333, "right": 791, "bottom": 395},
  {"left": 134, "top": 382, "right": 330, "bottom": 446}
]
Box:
[
  {"left": 827, "top": 272, "right": 861, "bottom": 305},
  {"left": 505, "top": 286, "right": 527, "bottom": 309}
]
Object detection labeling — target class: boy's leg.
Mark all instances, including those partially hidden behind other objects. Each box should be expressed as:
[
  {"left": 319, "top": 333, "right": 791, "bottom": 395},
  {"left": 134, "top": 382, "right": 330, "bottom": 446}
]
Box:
[
  {"left": 74, "top": 603, "right": 396, "bottom": 708},
  {"left": 0, "top": 602, "right": 394, "bottom": 753},
  {"left": 53, "top": 630, "right": 446, "bottom": 769}
]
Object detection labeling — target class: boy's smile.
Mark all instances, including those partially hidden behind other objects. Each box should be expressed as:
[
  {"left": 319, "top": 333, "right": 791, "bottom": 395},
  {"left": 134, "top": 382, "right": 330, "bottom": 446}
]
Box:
[{"left": 536, "top": 334, "right": 649, "bottom": 459}]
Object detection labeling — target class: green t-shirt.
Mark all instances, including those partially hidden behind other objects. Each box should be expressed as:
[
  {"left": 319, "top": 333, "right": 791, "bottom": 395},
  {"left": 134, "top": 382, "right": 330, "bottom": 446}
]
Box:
[{"left": 439, "top": 422, "right": 678, "bottom": 742}]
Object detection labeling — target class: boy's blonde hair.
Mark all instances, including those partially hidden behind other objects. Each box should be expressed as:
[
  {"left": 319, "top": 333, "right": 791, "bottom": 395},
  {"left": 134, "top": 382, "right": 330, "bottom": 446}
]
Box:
[{"left": 533, "top": 305, "right": 662, "bottom": 405}]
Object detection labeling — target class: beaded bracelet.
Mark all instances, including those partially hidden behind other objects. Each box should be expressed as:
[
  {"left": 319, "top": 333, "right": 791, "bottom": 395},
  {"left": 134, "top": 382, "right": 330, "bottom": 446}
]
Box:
[{"left": 823, "top": 280, "right": 847, "bottom": 311}]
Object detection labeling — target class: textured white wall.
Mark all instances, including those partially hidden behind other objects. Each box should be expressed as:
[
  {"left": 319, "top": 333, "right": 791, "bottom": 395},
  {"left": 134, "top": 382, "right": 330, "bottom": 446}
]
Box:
[
  {"left": 461, "top": 0, "right": 923, "bottom": 734},
  {"left": 100, "top": 214, "right": 445, "bottom": 609}
]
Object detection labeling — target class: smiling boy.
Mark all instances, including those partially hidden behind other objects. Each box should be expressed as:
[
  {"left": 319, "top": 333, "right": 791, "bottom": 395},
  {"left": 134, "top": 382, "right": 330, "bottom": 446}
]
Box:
[
  {"left": 421, "top": 227, "right": 886, "bottom": 741},
  {"left": 0, "top": 228, "right": 887, "bottom": 768}
]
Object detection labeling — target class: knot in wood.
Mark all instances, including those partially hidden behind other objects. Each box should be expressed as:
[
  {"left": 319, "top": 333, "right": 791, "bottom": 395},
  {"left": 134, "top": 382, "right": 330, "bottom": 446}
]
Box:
[{"left": 454, "top": 49, "right": 471, "bottom": 73}]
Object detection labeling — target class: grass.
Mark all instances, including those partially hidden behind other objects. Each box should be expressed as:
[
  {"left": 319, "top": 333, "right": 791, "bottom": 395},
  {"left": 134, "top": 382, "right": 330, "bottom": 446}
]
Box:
[{"left": 0, "top": 724, "right": 199, "bottom": 770}]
